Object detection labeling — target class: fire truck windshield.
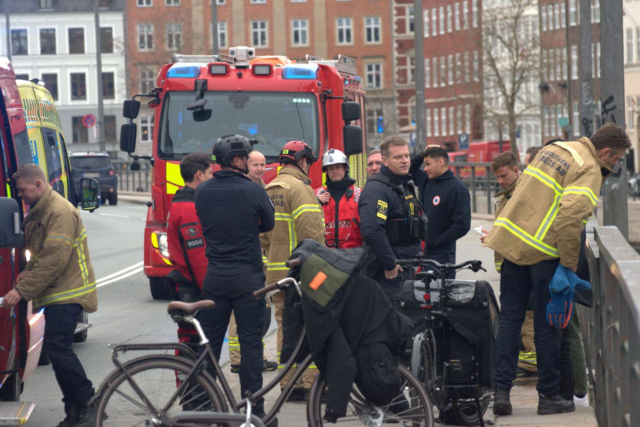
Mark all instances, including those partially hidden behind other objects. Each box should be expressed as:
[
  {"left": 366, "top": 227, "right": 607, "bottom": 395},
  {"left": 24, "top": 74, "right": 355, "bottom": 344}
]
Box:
[{"left": 158, "top": 91, "right": 319, "bottom": 161}]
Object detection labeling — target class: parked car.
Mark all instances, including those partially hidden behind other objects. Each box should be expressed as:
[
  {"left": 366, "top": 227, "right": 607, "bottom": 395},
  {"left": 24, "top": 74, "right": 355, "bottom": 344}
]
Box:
[{"left": 70, "top": 152, "right": 118, "bottom": 205}]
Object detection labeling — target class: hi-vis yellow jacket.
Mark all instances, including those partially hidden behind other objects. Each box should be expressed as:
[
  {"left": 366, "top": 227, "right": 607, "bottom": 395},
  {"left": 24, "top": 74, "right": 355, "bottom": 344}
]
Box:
[
  {"left": 17, "top": 186, "right": 98, "bottom": 312},
  {"left": 492, "top": 180, "right": 517, "bottom": 273},
  {"left": 485, "top": 138, "right": 612, "bottom": 268},
  {"left": 261, "top": 167, "right": 325, "bottom": 284}
]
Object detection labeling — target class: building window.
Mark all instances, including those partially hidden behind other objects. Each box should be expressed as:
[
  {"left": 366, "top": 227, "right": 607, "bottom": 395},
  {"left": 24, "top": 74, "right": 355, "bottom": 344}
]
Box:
[
  {"left": 424, "top": 10, "right": 429, "bottom": 38},
  {"left": 543, "top": 107, "right": 549, "bottom": 137},
  {"left": 426, "top": 108, "right": 432, "bottom": 137},
  {"left": 40, "top": 28, "right": 56, "bottom": 55},
  {"left": 211, "top": 22, "right": 227, "bottom": 48},
  {"left": 251, "top": 0, "right": 267, "bottom": 3},
  {"left": 409, "top": 57, "right": 416, "bottom": 83},
  {"left": 453, "top": 3, "right": 459, "bottom": 32},
  {"left": 473, "top": 51, "right": 479, "bottom": 82},
  {"left": 138, "top": 24, "right": 154, "bottom": 51},
  {"left": 549, "top": 49, "right": 555, "bottom": 81},
  {"left": 11, "top": 29, "right": 28, "bottom": 56},
  {"left": 560, "top": 2, "right": 566, "bottom": 29},
  {"left": 465, "top": 104, "right": 471, "bottom": 134},
  {"left": 441, "top": 108, "right": 447, "bottom": 137},
  {"left": 40, "top": 0, "right": 54, "bottom": 9},
  {"left": 68, "top": 28, "right": 85, "bottom": 54},
  {"left": 561, "top": 48, "right": 567, "bottom": 81},
  {"left": 627, "top": 29, "right": 634, "bottom": 64},
  {"left": 455, "top": 53, "right": 461, "bottom": 84},
  {"left": 166, "top": 0, "right": 180, "bottom": 5},
  {"left": 628, "top": 97, "right": 635, "bottom": 131},
  {"left": 439, "top": 7, "right": 445, "bottom": 35},
  {"left": 433, "top": 57, "right": 438, "bottom": 87},
  {"left": 434, "top": 108, "right": 440, "bottom": 137},
  {"left": 365, "top": 17, "right": 381, "bottom": 44},
  {"left": 572, "top": 45, "right": 578, "bottom": 79},
  {"left": 554, "top": 4, "right": 560, "bottom": 29},
  {"left": 463, "top": 1, "right": 469, "bottom": 30},
  {"left": 140, "top": 69, "right": 155, "bottom": 93},
  {"left": 593, "top": 0, "right": 600, "bottom": 23},
  {"left": 42, "top": 73, "right": 58, "bottom": 100},
  {"left": 292, "top": 19, "right": 309, "bottom": 46},
  {"left": 105, "top": 115, "right": 117, "bottom": 141},
  {"left": 541, "top": 4, "right": 547, "bottom": 31},
  {"left": 102, "top": 72, "right": 115, "bottom": 99},
  {"left": 464, "top": 52, "right": 470, "bottom": 83},
  {"left": 101, "top": 27, "right": 114, "bottom": 53},
  {"left": 140, "top": 115, "right": 154, "bottom": 142},
  {"left": 366, "top": 63, "right": 382, "bottom": 89},
  {"left": 70, "top": 73, "right": 86, "bottom": 100},
  {"left": 543, "top": 50, "right": 548, "bottom": 81},
  {"left": 15, "top": 74, "right": 29, "bottom": 81},
  {"left": 596, "top": 42, "right": 601, "bottom": 78},
  {"left": 336, "top": 18, "right": 352, "bottom": 45},
  {"left": 366, "top": 109, "right": 384, "bottom": 135},
  {"left": 449, "top": 107, "right": 454, "bottom": 136},
  {"left": 72, "top": 117, "right": 89, "bottom": 144},
  {"left": 547, "top": 5, "right": 554, "bottom": 31},
  {"left": 440, "top": 56, "right": 446, "bottom": 87},
  {"left": 448, "top": 54, "right": 453, "bottom": 85},
  {"left": 472, "top": 0, "right": 478, "bottom": 28},
  {"left": 573, "top": 102, "right": 580, "bottom": 136},
  {"left": 408, "top": 6, "right": 415, "bottom": 33},
  {"left": 137, "top": 0, "right": 152, "bottom": 6},
  {"left": 569, "top": 0, "right": 577, "bottom": 26},
  {"left": 252, "top": 21, "right": 268, "bottom": 47},
  {"left": 447, "top": 5, "right": 453, "bottom": 33},
  {"left": 456, "top": 105, "right": 462, "bottom": 134},
  {"left": 432, "top": 9, "right": 438, "bottom": 37},
  {"left": 425, "top": 58, "right": 430, "bottom": 88},
  {"left": 166, "top": 23, "right": 182, "bottom": 50}
]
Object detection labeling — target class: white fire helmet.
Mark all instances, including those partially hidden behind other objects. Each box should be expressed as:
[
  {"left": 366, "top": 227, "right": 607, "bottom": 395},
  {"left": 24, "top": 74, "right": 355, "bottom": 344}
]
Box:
[{"left": 322, "top": 149, "right": 349, "bottom": 172}]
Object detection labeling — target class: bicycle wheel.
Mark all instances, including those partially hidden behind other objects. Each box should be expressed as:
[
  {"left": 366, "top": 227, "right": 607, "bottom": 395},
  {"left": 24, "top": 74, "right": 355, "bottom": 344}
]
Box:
[
  {"left": 307, "top": 364, "right": 435, "bottom": 426},
  {"left": 419, "top": 335, "right": 445, "bottom": 412},
  {"left": 96, "top": 355, "right": 226, "bottom": 426}
]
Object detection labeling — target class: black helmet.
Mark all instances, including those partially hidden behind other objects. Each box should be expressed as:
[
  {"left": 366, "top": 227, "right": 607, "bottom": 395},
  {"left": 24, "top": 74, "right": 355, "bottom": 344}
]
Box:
[{"left": 211, "top": 134, "right": 254, "bottom": 166}]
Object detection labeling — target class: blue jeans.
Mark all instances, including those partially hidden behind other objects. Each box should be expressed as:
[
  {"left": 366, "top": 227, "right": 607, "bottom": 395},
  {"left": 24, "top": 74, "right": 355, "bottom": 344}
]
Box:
[
  {"left": 43, "top": 304, "right": 94, "bottom": 404},
  {"left": 494, "top": 259, "right": 562, "bottom": 395},
  {"left": 199, "top": 271, "right": 266, "bottom": 412}
]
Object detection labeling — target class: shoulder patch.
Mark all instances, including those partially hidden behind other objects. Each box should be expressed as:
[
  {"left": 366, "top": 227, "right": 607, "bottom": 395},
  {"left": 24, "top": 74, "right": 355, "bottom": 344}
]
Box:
[
  {"left": 353, "top": 187, "right": 362, "bottom": 203},
  {"left": 376, "top": 199, "right": 388, "bottom": 220}
]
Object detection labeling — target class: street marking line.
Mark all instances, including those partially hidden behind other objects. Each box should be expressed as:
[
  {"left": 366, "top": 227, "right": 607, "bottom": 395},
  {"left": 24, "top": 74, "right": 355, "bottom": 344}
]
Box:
[
  {"left": 97, "top": 267, "right": 144, "bottom": 288},
  {"left": 99, "top": 213, "right": 130, "bottom": 218},
  {"left": 96, "top": 262, "right": 144, "bottom": 284}
]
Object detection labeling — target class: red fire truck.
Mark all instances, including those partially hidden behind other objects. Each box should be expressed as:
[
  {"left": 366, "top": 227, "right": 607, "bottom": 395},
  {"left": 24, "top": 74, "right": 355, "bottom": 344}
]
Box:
[{"left": 120, "top": 47, "right": 367, "bottom": 299}]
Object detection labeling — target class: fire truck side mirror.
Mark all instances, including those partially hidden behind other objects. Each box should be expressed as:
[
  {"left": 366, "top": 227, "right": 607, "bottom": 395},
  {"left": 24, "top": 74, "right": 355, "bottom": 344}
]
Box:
[
  {"left": 343, "top": 125, "right": 363, "bottom": 156},
  {"left": 120, "top": 123, "right": 137, "bottom": 153},
  {"left": 0, "top": 198, "right": 24, "bottom": 249},
  {"left": 123, "top": 100, "right": 141, "bottom": 120},
  {"left": 342, "top": 102, "right": 361, "bottom": 123}
]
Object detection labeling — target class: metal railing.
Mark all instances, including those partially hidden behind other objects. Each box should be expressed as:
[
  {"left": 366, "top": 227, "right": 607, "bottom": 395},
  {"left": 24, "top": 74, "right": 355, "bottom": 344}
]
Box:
[
  {"left": 112, "top": 160, "right": 152, "bottom": 193},
  {"left": 581, "top": 220, "right": 640, "bottom": 427}
]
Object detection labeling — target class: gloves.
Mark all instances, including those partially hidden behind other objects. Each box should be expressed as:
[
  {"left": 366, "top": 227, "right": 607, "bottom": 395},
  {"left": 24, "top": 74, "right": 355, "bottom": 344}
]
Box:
[{"left": 546, "top": 289, "right": 574, "bottom": 329}]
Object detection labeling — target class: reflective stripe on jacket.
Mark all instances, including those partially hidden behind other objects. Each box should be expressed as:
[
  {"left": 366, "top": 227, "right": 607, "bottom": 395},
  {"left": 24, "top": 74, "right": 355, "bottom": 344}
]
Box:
[
  {"left": 484, "top": 138, "right": 611, "bottom": 268},
  {"left": 316, "top": 186, "right": 363, "bottom": 249},
  {"left": 492, "top": 180, "right": 518, "bottom": 273},
  {"left": 261, "top": 167, "right": 325, "bottom": 284},
  {"left": 17, "top": 186, "right": 98, "bottom": 312}
]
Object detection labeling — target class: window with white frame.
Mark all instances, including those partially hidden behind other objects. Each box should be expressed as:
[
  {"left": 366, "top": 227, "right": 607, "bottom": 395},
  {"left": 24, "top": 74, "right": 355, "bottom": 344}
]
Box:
[
  {"left": 473, "top": 51, "right": 479, "bottom": 82},
  {"left": 543, "top": 50, "right": 548, "bottom": 81},
  {"left": 137, "top": 0, "right": 151, "bottom": 6},
  {"left": 292, "top": 19, "right": 309, "bottom": 46},
  {"left": 593, "top": 0, "right": 600, "bottom": 23},
  {"left": 549, "top": 49, "right": 555, "bottom": 81},
  {"left": 218, "top": 22, "right": 227, "bottom": 48},
  {"left": 165, "top": 0, "right": 180, "bottom": 5},
  {"left": 426, "top": 108, "right": 432, "bottom": 137},
  {"left": 454, "top": 3, "right": 460, "bottom": 31},
  {"left": 439, "top": 7, "right": 445, "bottom": 35},
  {"left": 574, "top": 102, "right": 581, "bottom": 135},
  {"left": 465, "top": 104, "right": 471, "bottom": 134},
  {"left": 441, "top": 108, "right": 447, "bottom": 137},
  {"left": 424, "top": 10, "right": 430, "bottom": 38},
  {"left": 433, "top": 57, "right": 438, "bottom": 87},
  {"left": 252, "top": 21, "right": 268, "bottom": 47},
  {"left": 628, "top": 28, "right": 634, "bottom": 64},
  {"left": 425, "top": 58, "right": 430, "bottom": 88},
  {"left": 366, "top": 63, "right": 382, "bottom": 89},
  {"left": 166, "top": 23, "right": 182, "bottom": 50},
  {"left": 472, "top": 0, "right": 478, "bottom": 28},
  {"left": 410, "top": 57, "right": 416, "bottom": 83},
  {"left": 544, "top": 107, "right": 549, "bottom": 137},
  {"left": 140, "top": 115, "right": 154, "bottom": 143},
  {"left": 591, "top": 43, "right": 595, "bottom": 77},
  {"left": 70, "top": 73, "right": 87, "bottom": 101},
  {"left": 448, "top": 55, "right": 453, "bottom": 85},
  {"left": 456, "top": 106, "right": 462, "bottom": 134},
  {"left": 337, "top": 18, "right": 352, "bottom": 45},
  {"left": 447, "top": 5, "right": 452, "bottom": 33},
  {"left": 547, "top": 5, "right": 554, "bottom": 30},
  {"left": 463, "top": 1, "right": 469, "bottom": 30},
  {"left": 572, "top": 45, "right": 578, "bottom": 79},
  {"left": 541, "top": 4, "right": 547, "bottom": 31},
  {"left": 365, "top": 17, "right": 381, "bottom": 44},
  {"left": 432, "top": 9, "right": 438, "bottom": 37},
  {"left": 464, "top": 52, "right": 469, "bottom": 83},
  {"left": 440, "top": 56, "right": 446, "bottom": 87},
  {"left": 550, "top": 105, "right": 557, "bottom": 136},
  {"left": 408, "top": 6, "right": 415, "bottom": 33},
  {"left": 140, "top": 69, "right": 155, "bottom": 93},
  {"left": 554, "top": 4, "right": 560, "bottom": 29},
  {"left": 560, "top": 3, "right": 566, "bottom": 29},
  {"left": 561, "top": 48, "right": 567, "bottom": 81},
  {"left": 596, "top": 42, "right": 601, "bottom": 77},
  {"left": 455, "top": 53, "right": 461, "bottom": 84},
  {"left": 251, "top": 0, "right": 266, "bottom": 3},
  {"left": 570, "top": 0, "right": 577, "bottom": 26},
  {"left": 434, "top": 108, "right": 440, "bottom": 137},
  {"left": 449, "top": 107, "right": 454, "bottom": 136},
  {"left": 138, "top": 24, "right": 154, "bottom": 50}
]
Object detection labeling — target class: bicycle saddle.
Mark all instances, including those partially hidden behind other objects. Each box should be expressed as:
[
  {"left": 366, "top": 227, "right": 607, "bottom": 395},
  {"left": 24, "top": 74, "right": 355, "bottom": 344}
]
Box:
[{"left": 167, "top": 300, "right": 215, "bottom": 315}]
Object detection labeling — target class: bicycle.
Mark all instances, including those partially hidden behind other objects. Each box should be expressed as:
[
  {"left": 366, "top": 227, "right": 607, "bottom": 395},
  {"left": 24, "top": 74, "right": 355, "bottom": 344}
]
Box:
[
  {"left": 92, "top": 261, "right": 435, "bottom": 426},
  {"left": 396, "top": 258, "right": 498, "bottom": 427}
]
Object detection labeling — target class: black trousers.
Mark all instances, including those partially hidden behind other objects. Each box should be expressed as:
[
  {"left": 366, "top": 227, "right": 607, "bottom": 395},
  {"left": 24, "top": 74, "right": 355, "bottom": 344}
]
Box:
[
  {"left": 494, "top": 259, "right": 562, "bottom": 395},
  {"left": 199, "top": 271, "right": 266, "bottom": 412},
  {"left": 43, "top": 304, "right": 94, "bottom": 405}
]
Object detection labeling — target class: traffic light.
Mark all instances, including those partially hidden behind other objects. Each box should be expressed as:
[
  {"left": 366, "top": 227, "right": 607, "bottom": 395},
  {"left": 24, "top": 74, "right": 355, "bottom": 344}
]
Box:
[{"left": 377, "top": 116, "right": 384, "bottom": 133}]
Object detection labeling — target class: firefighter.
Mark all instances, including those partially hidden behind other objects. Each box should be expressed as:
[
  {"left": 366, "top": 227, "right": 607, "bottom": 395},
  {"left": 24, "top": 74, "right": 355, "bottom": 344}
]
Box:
[
  {"left": 484, "top": 124, "right": 631, "bottom": 416},
  {"left": 166, "top": 153, "right": 212, "bottom": 357},
  {"left": 261, "top": 140, "right": 325, "bottom": 402},
  {"left": 366, "top": 149, "right": 383, "bottom": 178},
  {"left": 316, "top": 148, "right": 363, "bottom": 249},
  {"left": 358, "top": 136, "right": 425, "bottom": 308},
  {"left": 524, "top": 146, "right": 543, "bottom": 167},
  {"left": 3, "top": 164, "right": 98, "bottom": 427},
  {"left": 228, "top": 150, "right": 278, "bottom": 374},
  {"left": 194, "top": 135, "right": 275, "bottom": 422}
]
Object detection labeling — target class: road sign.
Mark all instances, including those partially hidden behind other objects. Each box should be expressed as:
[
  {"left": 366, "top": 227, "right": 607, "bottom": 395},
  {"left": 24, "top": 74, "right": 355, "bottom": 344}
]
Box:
[
  {"left": 82, "top": 114, "right": 96, "bottom": 128},
  {"left": 558, "top": 117, "right": 569, "bottom": 128},
  {"left": 458, "top": 133, "right": 469, "bottom": 150}
]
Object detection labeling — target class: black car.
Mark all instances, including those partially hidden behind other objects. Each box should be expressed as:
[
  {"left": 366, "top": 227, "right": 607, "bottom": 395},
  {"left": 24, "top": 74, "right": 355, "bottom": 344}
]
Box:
[{"left": 70, "top": 153, "right": 118, "bottom": 205}]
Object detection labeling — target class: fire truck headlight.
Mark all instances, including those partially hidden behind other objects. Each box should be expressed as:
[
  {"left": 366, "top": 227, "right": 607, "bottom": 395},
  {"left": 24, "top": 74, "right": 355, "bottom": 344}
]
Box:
[
  {"left": 158, "top": 232, "right": 169, "bottom": 258},
  {"left": 210, "top": 64, "right": 228, "bottom": 75}
]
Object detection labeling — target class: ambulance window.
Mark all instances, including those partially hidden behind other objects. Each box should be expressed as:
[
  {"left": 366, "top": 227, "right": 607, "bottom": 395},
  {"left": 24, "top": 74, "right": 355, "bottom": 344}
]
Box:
[
  {"left": 13, "top": 130, "right": 33, "bottom": 167},
  {"left": 42, "top": 128, "right": 65, "bottom": 197}
]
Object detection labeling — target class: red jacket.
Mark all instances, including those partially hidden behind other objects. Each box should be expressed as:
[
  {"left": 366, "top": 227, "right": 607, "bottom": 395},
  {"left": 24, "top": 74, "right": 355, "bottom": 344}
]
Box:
[
  {"left": 167, "top": 186, "right": 207, "bottom": 288},
  {"left": 316, "top": 185, "right": 363, "bottom": 249}
]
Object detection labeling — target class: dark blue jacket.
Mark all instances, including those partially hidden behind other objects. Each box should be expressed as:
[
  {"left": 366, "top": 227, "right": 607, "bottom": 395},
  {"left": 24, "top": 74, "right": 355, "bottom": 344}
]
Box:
[
  {"left": 358, "top": 165, "right": 422, "bottom": 271},
  {"left": 195, "top": 170, "right": 274, "bottom": 276},
  {"left": 410, "top": 155, "right": 471, "bottom": 255}
]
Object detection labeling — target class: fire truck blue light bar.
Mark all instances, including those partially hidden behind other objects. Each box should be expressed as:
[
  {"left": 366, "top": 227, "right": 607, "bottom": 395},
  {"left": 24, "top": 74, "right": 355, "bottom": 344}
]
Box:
[
  {"left": 167, "top": 64, "right": 201, "bottom": 78},
  {"left": 282, "top": 64, "right": 319, "bottom": 80}
]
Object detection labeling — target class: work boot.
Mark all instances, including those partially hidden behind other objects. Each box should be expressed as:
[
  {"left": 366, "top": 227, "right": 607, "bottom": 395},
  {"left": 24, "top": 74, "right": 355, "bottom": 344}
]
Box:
[
  {"left": 493, "top": 388, "right": 512, "bottom": 416},
  {"left": 55, "top": 403, "right": 78, "bottom": 427},
  {"left": 538, "top": 394, "right": 575, "bottom": 415},
  {"left": 74, "top": 401, "right": 99, "bottom": 427},
  {"left": 263, "top": 359, "right": 278, "bottom": 372},
  {"left": 230, "top": 364, "right": 240, "bottom": 374}
]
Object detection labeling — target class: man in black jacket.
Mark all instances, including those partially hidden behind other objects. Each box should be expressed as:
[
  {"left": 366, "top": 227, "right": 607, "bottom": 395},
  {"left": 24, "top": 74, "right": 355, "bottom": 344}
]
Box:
[
  {"left": 195, "top": 135, "right": 275, "bottom": 423},
  {"left": 359, "top": 136, "right": 425, "bottom": 308},
  {"left": 410, "top": 146, "right": 471, "bottom": 273}
]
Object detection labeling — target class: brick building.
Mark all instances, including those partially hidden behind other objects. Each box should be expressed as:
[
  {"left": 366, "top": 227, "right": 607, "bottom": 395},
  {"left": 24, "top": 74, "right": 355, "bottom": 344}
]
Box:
[
  {"left": 394, "top": 0, "right": 484, "bottom": 151},
  {"left": 623, "top": 2, "right": 640, "bottom": 173},
  {"left": 124, "top": 0, "right": 395, "bottom": 150}
]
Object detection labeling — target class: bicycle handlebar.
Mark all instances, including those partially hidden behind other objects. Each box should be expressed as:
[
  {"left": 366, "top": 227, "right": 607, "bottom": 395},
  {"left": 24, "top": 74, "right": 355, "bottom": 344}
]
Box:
[
  {"left": 395, "top": 258, "right": 486, "bottom": 273},
  {"left": 253, "top": 282, "right": 279, "bottom": 298},
  {"left": 253, "top": 258, "right": 302, "bottom": 298}
]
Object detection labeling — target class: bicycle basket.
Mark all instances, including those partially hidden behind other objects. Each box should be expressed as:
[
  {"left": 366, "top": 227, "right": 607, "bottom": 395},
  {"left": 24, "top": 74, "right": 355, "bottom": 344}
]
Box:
[{"left": 400, "top": 279, "right": 476, "bottom": 308}]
